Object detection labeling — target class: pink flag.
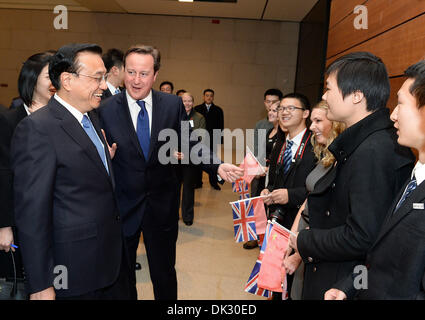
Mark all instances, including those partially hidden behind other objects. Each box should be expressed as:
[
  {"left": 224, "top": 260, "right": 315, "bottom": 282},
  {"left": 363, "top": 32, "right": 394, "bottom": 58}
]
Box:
[
  {"left": 240, "top": 152, "right": 264, "bottom": 184},
  {"left": 257, "top": 222, "right": 290, "bottom": 293},
  {"left": 252, "top": 198, "right": 267, "bottom": 236}
]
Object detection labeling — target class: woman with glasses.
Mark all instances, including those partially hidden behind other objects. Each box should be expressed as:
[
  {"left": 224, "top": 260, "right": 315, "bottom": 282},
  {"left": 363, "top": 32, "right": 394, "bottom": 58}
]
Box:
[
  {"left": 0, "top": 51, "right": 55, "bottom": 253},
  {"left": 282, "top": 100, "right": 345, "bottom": 300}
]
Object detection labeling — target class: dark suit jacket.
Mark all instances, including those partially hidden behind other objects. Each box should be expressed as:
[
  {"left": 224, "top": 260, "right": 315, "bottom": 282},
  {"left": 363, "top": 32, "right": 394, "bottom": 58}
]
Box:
[
  {"left": 0, "top": 104, "right": 27, "bottom": 227},
  {"left": 194, "top": 103, "right": 224, "bottom": 146},
  {"left": 335, "top": 177, "right": 425, "bottom": 300},
  {"left": 297, "top": 108, "right": 415, "bottom": 300},
  {"left": 266, "top": 127, "right": 316, "bottom": 230},
  {"left": 101, "top": 88, "right": 113, "bottom": 101},
  {"left": 99, "top": 90, "right": 220, "bottom": 237},
  {"left": 11, "top": 98, "right": 123, "bottom": 297}
]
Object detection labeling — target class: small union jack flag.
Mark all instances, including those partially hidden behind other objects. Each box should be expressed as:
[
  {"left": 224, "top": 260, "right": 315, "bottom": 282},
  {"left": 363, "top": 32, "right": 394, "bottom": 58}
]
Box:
[
  {"left": 244, "top": 222, "right": 273, "bottom": 298},
  {"left": 231, "top": 199, "right": 257, "bottom": 243},
  {"left": 232, "top": 179, "right": 250, "bottom": 200}
]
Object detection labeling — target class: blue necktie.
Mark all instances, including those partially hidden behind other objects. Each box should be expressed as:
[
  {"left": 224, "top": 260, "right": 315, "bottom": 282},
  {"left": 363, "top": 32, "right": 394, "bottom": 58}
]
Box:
[
  {"left": 136, "top": 100, "right": 150, "bottom": 160},
  {"left": 114, "top": 88, "right": 120, "bottom": 95},
  {"left": 283, "top": 140, "right": 293, "bottom": 174},
  {"left": 394, "top": 176, "right": 417, "bottom": 212},
  {"left": 81, "top": 115, "right": 109, "bottom": 175}
]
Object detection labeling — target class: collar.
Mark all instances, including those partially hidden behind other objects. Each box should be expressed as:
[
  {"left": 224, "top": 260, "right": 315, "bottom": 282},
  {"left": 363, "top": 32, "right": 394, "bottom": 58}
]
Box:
[
  {"left": 329, "top": 108, "right": 393, "bottom": 162},
  {"left": 106, "top": 81, "right": 118, "bottom": 95},
  {"left": 23, "top": 103, "right": 31, "bottom": 116},
  {"left": 54, "top": 93, "right": 86, "bottom": 123},
  {"left": 205, "top": 103, "right": 212, "bottom": 108},
  {"left": 413, "top": 161, "right": 425, "bottom": 186},
  {"left": 126, "top": 89, "right": 153, "bottom": 107},
  {"left": 287, "top": 128, "right": 307, "bottom": 147}
]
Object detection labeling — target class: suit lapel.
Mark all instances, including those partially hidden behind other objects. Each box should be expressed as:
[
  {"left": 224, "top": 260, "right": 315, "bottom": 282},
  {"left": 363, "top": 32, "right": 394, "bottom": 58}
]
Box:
[
  {"left": 148, "top": 90, "right": 162, "bottom": 162},
  {"left": 372, "top": 179, "right": 425, "bottom": 247},
  {"left": 89, "top": 110, "right": 115, "bottom": 189},
  {"left": 50, "top": 99, "right": 111, "bottom": 181}
]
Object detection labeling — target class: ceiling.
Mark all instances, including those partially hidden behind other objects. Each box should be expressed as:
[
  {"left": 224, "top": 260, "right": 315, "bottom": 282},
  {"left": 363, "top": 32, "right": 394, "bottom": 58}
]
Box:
[{"left": 0, "top": 0, "right": 319, "bottom": 22}]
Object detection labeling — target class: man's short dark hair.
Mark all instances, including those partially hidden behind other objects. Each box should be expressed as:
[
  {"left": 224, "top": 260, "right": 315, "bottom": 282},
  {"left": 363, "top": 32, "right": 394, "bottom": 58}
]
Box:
[
  {"left": 176, "top": 89, "right": 186, "bottom": 96},
  {"left": 124, "top": 45, "right": 161, "bottom": 73},
  {"left": 49, "top": 43, "right": 102, "bottom": 90},
  {"left": 264, "top": 88, "right": 283, "bottom": 100},
  {"left": 282, "top": 92, "right": 311, "bottom": 111},
  {"left": 102, "top": 48, "right": 124, "bottom": 73},
  {"left": 404, "top": 60, "right": 425, "bottom": 108},
  {"left": 160, "top": 81, "right": 174, "bottom": 92},
  {"left": 18, "top": 51, "right": 55, "bottom": 106},
  {"left": 203, "top": 89, "right": 214, "bottom": 95},
  {"left": 326, "top": 51, "right": 390, "bottom": 112}
]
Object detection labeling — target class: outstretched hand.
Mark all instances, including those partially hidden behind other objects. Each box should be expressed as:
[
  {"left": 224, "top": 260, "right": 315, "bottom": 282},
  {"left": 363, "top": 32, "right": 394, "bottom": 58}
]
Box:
[
  {"left": 101, "top": 129, "right": 117, "bottom": 159},
  {"left": 217, "top": 163, "right": 244, "bottom": 183}
]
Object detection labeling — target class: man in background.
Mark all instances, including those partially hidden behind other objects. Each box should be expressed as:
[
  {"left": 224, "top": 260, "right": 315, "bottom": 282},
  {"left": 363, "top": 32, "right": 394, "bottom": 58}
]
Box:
[
  {"left": 101, "top": 48, "right": 125, "bottom": 100},
  {"left": 194, "top": 89, "right": 224, "bottom": 190}
]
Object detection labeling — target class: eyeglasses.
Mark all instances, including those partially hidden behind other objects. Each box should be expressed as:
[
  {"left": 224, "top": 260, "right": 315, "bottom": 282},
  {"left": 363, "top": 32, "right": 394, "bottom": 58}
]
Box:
[
  {"left": 277, "top": 106, "right": 305, "bottom": 113},
  {"left": 73, "top": 73, "right": 106, "bottom": 84}
]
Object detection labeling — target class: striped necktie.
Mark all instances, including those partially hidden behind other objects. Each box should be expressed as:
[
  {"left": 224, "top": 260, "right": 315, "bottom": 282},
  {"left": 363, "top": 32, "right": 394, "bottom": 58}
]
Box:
[
  {"left": 283, "top": 140, "right": 293, "bottom": 174},
  {"left": 394, "top": 176, "right": 417, "bottom": 212}
]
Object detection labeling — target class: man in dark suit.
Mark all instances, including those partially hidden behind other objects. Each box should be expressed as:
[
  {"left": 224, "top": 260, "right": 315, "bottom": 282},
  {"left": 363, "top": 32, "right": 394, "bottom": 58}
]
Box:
[
  {"left": 101, "top": 48, "right": 125, "bottom": 101},
  {"left": 11, "top": 43, "right": 130, "bottom": 300},
  {"left": 194, "top": 89, "right": 224, "bottom": 190},
  {"left": 260, "top": 92, "right": 316, "bottom": 299},
  {"left": 290, "top": 52, "right": 415, "bottom": 300},
  {"left": 98, "top": 44, "right": 243, "bottom": 300},
  {"left": 325, "top": 60, "right": 425, "bottom": 300}
]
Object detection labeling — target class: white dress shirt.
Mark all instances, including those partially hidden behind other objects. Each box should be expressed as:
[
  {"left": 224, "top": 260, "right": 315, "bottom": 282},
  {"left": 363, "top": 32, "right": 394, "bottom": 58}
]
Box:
[
  {"left": 106, "top": 81, "right": 119, "bottom": 95},
  {"left": 126, "top": 90, "right": 153, "bottom": 134},
  {"left": 287, "top": 128, "right": 307, "bottom": 161}
]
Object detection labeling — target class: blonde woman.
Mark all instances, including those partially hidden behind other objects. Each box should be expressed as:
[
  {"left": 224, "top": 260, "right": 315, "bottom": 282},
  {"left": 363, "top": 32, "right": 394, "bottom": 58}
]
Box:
[{"left": 283, "top": 100, "right": 345, "bottom": 300}]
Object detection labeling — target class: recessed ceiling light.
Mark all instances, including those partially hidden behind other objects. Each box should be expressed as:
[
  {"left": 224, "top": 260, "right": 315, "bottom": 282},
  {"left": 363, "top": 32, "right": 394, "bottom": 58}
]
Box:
[{"left": 178, "top": 0, "right": 194, "bottom": 2}]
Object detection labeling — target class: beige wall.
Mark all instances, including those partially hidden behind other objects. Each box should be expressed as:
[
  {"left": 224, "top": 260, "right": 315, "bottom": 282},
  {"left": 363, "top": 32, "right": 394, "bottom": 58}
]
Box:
[{"left": 0, "top": 9, "right": 299, "bottom": 130}]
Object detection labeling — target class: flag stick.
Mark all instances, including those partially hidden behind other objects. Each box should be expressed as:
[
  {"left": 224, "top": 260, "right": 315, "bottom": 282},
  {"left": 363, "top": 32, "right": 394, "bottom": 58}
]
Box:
[{"left": 229, "top": 195, "right": 269, "bottom": 205}]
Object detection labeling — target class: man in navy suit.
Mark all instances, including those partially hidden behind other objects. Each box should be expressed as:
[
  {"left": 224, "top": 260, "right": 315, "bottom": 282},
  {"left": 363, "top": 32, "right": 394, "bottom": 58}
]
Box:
[
  {"left": 325, "top": 60, "right": 425, "bottom": 300},
  {"left": 11, "top": 43, "right": 130, "bottom": 300},
  {"left": 99, "top": 44, "right": 243, "bottom": 300}
]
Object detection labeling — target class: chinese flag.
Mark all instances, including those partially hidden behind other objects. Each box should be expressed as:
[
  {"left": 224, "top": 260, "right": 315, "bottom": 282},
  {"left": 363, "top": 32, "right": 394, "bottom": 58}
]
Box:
[
  {"left": 240, "top": 152, "right": 264, "bottom": 184},
  {"left": 257, "top": 222, "right": 290, "bottom": 292},
  {"left": 253, "top": 198, "right": 267, "bottom": 236}
]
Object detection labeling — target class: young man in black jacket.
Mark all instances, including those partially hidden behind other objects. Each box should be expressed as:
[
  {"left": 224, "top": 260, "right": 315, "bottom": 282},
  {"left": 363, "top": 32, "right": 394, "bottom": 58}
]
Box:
[
  {"left": 325, "top": 59, "right": 425, "bottom": 300},
  {"left": 290, "top": 52, "right": 415, "bottom": 300}
]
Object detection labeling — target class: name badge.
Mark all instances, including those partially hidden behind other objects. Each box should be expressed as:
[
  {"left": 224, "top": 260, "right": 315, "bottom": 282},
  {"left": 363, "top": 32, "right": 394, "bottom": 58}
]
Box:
[
  {"left": 413, "top": 203, "right": 424, "bottom": 210},
  {"left": 189, "top": 120, "right": 194, "bottom": 128}
]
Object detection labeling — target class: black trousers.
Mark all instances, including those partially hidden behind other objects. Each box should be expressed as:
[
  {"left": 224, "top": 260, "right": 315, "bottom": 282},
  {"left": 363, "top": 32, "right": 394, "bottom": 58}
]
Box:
[
  {"left": 126, "top": 223, "right": 179, "bottom": 300},
  {"left": 177, "top": 165, "right": 197, "bottom": 223},
  {"left": 56, "top": 247, "right": 132, "bottom": 300}
]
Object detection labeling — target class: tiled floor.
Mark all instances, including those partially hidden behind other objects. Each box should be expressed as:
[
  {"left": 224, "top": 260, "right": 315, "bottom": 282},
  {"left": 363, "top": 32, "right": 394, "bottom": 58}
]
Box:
[{"left": 135, "top": 174, "right": 265, "bottom": 300}]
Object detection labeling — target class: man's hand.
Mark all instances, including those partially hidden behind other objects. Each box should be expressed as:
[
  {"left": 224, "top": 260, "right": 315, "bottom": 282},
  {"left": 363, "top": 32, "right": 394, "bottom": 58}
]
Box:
[
  {"left": 283, "top": 252, "right": 302, "bottom": 275},
  {"left": 270, "top": 188, "right": 289, "bottom": 205},
  {"left": 260, "top": 189, "right": 273, "bottom": 205},
  {"left": 324, "top": 288, "right": 347, "bottom": 300},
  {"left": 0, "top": 227, "right": 15, "bottom": 252},
  {"left": 30, "top": 287, "right": 56, "bottom": 300},
  {"left": 101, "top": 129, "right": 117, "bottom": 159},
  {"left": 217, "top": 163, "right": 244, "bottom": 182},
  {"left": 289, "top": 231, "right": 299, "bottom": 252}
]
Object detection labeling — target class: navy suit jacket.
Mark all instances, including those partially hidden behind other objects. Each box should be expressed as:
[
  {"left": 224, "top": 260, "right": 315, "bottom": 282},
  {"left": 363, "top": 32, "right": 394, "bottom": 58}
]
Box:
[
  {"left": 11, "top": 97, "right": 123, "bottom": 297},
  {"left": 99, "top": 89, "right": 220, "bottom": 237}
]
